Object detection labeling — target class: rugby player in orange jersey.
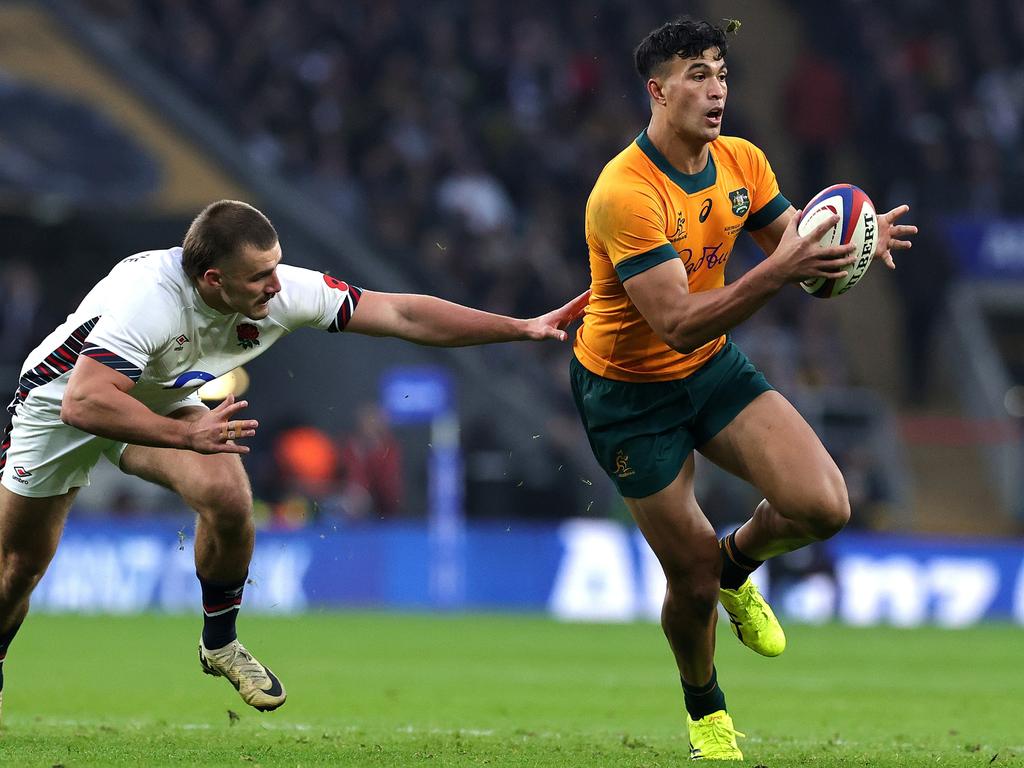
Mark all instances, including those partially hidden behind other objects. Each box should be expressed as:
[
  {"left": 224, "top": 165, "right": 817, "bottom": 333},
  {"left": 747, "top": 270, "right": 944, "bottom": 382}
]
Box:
[{"left": 570, "top": 18, "right": 916, "bottom": 759}]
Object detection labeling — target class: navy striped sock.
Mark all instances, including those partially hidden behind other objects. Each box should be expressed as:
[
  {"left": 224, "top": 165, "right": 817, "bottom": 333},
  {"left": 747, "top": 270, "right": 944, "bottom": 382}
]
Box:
[
  {"left": 682, "top": 666, "right": 727, "bottom": 720},
  {"left": 720, "top": 530, "right": 763, "bottom": 590},
  {"left": 199, "top": 574, "right": 246, "bottom": 650},
  {"left": 0, "top": 620, "right": 24, "bottom": 691}
]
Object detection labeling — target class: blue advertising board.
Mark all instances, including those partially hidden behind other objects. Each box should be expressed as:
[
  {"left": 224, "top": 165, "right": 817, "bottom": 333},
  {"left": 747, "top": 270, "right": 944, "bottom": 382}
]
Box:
[
  {"left": 31, "top": 519, "right": 1024, "bottom": 627},
  {"left": 945, "top": 217, "right": 1024, "bottom": 278}
]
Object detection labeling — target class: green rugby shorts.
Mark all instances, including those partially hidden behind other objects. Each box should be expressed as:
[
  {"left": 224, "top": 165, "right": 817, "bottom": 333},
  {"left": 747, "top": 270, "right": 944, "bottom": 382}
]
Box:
[{"left": 570, "top": 342, "right": 773, "bottom": 498}]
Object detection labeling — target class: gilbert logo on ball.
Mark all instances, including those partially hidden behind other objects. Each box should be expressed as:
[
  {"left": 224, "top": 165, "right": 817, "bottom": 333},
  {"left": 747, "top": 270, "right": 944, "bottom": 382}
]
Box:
[{"left": 798, "top": 184, "right": 877, "bottom": 298}]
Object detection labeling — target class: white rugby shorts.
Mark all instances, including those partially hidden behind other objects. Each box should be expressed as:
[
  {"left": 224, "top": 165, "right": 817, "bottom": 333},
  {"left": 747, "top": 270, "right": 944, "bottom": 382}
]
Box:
[{"left": 1, "top": 394, "right": 204, "bottom": 498}]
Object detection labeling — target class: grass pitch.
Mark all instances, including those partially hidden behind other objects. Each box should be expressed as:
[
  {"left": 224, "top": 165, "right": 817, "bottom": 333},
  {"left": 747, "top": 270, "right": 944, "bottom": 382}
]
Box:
[{"left": 1, "top": 612, "right": 1021, "bottom": 767}]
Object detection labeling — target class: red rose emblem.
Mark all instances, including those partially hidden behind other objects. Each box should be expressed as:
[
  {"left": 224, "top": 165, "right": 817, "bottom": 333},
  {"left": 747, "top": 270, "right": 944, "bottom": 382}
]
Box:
[{"left": 236, "top": 323, "right": 261, "bottom": 348}]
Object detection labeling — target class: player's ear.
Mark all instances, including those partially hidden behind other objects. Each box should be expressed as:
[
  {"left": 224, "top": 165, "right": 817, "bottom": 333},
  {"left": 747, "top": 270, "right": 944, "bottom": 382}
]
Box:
[
  {"left": 202, "top": 268, "right": 225, "bottom": 289},
  {"left": 647, "top": 77, "right": 667, "bottom": 106}
]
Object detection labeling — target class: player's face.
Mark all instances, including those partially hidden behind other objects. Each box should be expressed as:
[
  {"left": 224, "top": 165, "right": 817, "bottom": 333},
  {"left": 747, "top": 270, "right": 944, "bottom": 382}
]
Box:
[
  {"left": 217, "top": 242, "right": 283, "bottom": 320},
  {"left": 658, "top": 48, "right": 727, "bottom": 144}
]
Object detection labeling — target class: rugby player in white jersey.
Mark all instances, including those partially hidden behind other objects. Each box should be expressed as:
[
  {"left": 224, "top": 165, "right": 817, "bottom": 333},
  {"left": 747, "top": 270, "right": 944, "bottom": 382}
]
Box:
[{"left": 0, "top": 200, "right": 589, "bottom": 717}]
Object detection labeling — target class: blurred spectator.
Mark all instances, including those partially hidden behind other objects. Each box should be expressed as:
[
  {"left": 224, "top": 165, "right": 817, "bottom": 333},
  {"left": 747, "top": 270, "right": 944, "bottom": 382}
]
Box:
[
  {"left": 272, "top": 424, "right": 341, "bottom": 527},
  {"left": 338, "top": 403, "right": 404, "bottom": 519},
  {"left": 0, "top": 260, "right": 44, "bottom": 367},
  {"left": 783, "top": 42, "right": 851, "bottom": 201}
]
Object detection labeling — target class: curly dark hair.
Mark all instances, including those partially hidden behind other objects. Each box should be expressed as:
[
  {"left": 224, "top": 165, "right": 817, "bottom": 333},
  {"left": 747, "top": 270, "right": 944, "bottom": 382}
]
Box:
[{"left": 634, "top": 18, "right": 730, "bottom": 80}]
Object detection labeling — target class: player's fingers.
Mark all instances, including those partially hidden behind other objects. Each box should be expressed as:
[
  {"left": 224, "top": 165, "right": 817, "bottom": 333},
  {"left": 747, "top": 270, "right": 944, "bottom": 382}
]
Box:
[
  {"left": 820, "top": 243, "right": 857, "bottom": 259},
  {"left": 211, "top": 393, "right": 236, "bottom": 412},
  {"left": 890, "top": 239, "right": 913, "bottom": 250},
  {"left": 813, "top": 268, "right": 849, "bottom": 279},
  {"left": 220, "top": 399, "right": 250, "bottom": 417},
  {"left": 892, "top": 224, "right": 918, "bottom": 237},
  {"left": 217, "top": 443, "right": 250, "bottom": 455},
  {"left": 807, "top": 213, "right": 841, "bottom": 241},
  {"left": 219, "top": 419, "right": 259, "bottom": 441},
  {"left": 883, "top": 204, "right": 910, "bottom": 221},
  {"left": 565, "top": 289, "right": 590, "bottom": 314},
  {"left": 540, "top": 324, "right": 568, "bottom": 341}
]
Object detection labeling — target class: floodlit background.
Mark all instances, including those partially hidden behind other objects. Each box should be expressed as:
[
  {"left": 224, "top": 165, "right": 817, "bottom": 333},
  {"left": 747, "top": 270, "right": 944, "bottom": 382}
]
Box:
[{"left": 1, "top": 0, "right": 1022, "bottom": 627}]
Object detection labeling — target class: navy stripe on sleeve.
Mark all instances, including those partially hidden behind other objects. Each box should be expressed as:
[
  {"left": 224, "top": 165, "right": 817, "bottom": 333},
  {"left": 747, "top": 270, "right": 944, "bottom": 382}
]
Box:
[
  {"left": 6, "top": 317, "right": 99, "bottom": 417},
  {"left": 328, "top": 286, "right": 364, "bottom": 332},
  {"left": 80, "top": 343, "right": 143, "bottom": 382}
]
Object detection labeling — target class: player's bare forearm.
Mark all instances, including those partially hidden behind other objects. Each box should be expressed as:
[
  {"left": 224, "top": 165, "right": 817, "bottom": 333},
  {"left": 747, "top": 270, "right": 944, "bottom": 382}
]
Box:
[
  {"left": 625, "top": 258, "right": 785, "bottom": 354},
  {"left": 62, "top": 356, "right": 257, "bottom": 454},
  {"left": 61, "top": 374, "right": 191, "bottom": 449},
  {"left": 666, "top": 212, "right": 858, "bottom": 350},
  {"left": 346, "top": 290, "right": 587, "bottom": 346},
  {"left": 667, "top": 260, "right": 785, "bottom": 352},
  {"left": 382, "top": 294, "right": 529, "bottom": 346}
]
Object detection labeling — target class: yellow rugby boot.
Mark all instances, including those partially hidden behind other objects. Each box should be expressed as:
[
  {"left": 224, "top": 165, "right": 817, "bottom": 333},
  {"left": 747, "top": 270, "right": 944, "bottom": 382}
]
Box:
[
  {"left": 687, "top": 710, "right": 744, "bottom": 760},
  {"left": 719, "top": 579, "right": 786, "bottom": 657}
]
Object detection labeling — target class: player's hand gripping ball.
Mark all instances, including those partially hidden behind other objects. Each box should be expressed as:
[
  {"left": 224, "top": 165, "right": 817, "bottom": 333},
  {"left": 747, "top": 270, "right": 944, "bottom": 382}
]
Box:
[{"left": 798, "top": 184, "right": 877, "bottom": 298}]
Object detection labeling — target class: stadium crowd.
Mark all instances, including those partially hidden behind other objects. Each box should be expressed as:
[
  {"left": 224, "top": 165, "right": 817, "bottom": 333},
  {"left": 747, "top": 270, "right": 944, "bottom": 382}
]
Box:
[{"left": 18, "top": 0, "right": 1022, "bottom": 524}]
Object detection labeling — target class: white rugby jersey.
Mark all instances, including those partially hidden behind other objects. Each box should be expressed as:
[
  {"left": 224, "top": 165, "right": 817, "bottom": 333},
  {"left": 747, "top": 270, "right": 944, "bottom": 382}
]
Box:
[{"left": 7, "top": 248, "right": 361, "bottom": 423}]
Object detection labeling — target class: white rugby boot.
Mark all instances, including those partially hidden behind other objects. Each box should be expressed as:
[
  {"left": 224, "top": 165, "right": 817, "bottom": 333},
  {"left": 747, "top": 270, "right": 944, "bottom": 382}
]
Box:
[{"left": 198, "top": 638, "right": 286, "bottom": 712}]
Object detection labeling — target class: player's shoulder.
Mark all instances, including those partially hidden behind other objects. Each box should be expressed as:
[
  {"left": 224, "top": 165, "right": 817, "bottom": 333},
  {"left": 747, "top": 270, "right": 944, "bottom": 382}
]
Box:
[
  {"left": 275, "top": 262, "right": 322, "bottom": 285},
  {"left": 271, "top": 262, "right": 351, "bottom": 307},
  {"left": 590, "top": 139, "right": 660, "bottom": 206},
  {"left": 711, "top": 135, "right": 769, "bottom": 168},
  {"left": 104, "top": 247, "right": 187, "bottom": 302}
]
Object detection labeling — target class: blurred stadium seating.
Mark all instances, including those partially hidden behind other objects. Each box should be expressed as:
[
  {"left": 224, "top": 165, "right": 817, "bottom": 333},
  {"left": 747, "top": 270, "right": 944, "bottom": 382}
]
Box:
[{"left": 0, "top": 0, "right": 1021, "bottom": 623}]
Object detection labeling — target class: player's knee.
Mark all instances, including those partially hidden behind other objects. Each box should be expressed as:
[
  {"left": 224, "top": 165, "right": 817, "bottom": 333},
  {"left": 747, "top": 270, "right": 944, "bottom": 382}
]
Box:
[
  {"left": 0, "top": 549, "right": 51, "bottom": 599},
  {"left": 804, "top": 471, "right": 850, "bottom": 540},
  {"left": 189, "top": 475, "right": 253, "bottom": 531},
  {"left": 665, "top": 567, "right": 720, "bottom": 622},
  {"left": 211, "top": 489, "right": 253, "bottom": 531}
]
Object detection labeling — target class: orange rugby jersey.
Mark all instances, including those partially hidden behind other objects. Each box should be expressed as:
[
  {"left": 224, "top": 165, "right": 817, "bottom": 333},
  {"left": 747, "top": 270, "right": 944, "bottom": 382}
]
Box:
[{"left": 574, "top": 130, "right": 790, "bottom": 382}]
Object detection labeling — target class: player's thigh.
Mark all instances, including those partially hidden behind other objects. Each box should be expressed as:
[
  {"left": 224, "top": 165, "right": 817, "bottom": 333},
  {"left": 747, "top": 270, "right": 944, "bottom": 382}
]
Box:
[
  {"left": 624, "top": 455, "right": 719, "bottom": 582},
  {"left": 0, "top": 484, "right": 77, "bottom": 566},
  {"left": 118, "top": 408, "right": 252, "bottom": 512},
  {"left": 699, "top": 390, "right": 847, "bottom": 516}
]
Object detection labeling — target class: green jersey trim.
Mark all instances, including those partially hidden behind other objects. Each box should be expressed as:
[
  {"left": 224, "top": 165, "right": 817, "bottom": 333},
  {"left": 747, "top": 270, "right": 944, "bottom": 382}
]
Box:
[
  {"left": 744, "top": 192, "right": 790, "bottom": 231},
  {"left": 635, "top": 129, "right": 717, "bottom": 194},
  {"left": 615, "top": 242, "right": 679, "bottom": 282}
]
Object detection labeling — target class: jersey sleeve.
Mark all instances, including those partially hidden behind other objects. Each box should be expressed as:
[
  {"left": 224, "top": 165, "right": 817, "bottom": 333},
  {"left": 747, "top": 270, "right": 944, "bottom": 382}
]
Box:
[
  {"left": 273, "top": 264, "right": 363, "bottom": 333},
  {"left": 82, "top": 280, "right": 178, "bottom": 381},
  {"left": 587, "top": 181, "right": 677, "bottom": 282},
  {"left": 741, "top": 141, "right": 791, "bottom": 231}
]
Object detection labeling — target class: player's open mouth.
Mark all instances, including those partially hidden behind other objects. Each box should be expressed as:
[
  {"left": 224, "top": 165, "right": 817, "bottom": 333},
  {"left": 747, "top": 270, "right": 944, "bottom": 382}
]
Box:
[{"left": 705, "top": 108, "right": 723, "bottom": 126}]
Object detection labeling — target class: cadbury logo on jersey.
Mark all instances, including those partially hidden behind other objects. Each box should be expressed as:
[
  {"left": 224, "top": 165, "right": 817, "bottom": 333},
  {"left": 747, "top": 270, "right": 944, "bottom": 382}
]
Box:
[
  {"left": 236, "top": 323, "right": 261, "bottom": 350},
  {"left": 729, "top": 188, "right": 750, "bottom": 216}
]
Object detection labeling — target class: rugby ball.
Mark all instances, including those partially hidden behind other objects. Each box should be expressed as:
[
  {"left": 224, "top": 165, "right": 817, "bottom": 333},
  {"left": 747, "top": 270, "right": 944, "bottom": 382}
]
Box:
[{"left": 798, "top": 184, "right": 877, "bottom": 298}]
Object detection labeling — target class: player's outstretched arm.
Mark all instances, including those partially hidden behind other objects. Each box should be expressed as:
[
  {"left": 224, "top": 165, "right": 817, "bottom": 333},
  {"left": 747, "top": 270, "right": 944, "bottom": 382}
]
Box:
[
  {"left": 344, "top": 289, "right": 590, "bottom": 346},
  {"left": 62, "top": 356, "right": 257, "bottom": 454}
]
